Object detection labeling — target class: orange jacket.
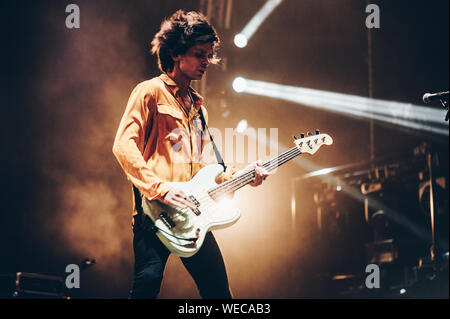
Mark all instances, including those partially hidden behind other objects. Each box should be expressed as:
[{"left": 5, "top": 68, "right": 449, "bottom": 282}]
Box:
[{"left": 113, "top": 74, "right": 234, "bottom": 213}]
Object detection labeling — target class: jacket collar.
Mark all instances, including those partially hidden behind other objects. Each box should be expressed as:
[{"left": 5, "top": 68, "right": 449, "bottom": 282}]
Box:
[{"left": 159, "top": 73, "right": 204, "bottom": 110}]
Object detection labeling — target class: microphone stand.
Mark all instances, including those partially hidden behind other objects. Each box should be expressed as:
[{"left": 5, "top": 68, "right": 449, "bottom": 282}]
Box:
[
  {"left": 417, "top": 142, "right": 447, "bottom": 286},
  {"left": 426, "top": 148, "right": 440, "bottom": 264},
  {"left": 414, "top": 91, "right": 448, "bottom": 293},
  {"left": 440, "top": 99, "right": 448, "bottom": 122},
  {"left": 421, "top": 93, "right": 447, "bottom": 263}
]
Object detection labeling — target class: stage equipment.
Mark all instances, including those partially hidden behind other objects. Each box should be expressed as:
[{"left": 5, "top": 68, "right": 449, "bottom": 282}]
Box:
[
  {"left": 12, "top": 272, "right": 66, "bottom": 299},
  {"left": 293, "top": 143, "right": 448, "bottom": 297}
]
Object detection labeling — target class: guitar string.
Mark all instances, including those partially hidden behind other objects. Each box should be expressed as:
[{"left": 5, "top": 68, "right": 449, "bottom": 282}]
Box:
[
  {"left": 169, "top": 146, "right": 303, "bottom": 234},
  {"left": 210, "top": 138, "right": 326, "bottom": 198},
  {"left": 212, "top": 147, "right": 302, "bottom": 197},
  {"left": 214, "top": 152, "right": 299, "bottom": 198},
  {"left": 191, "top": 146, "right": 302, "bottom": 207},
  {"left": 189, "top": 146, "right": 299, "bottom": 205},
  {"left": 181, "top": 138, "right": 322, "bottom": 206},
  {"left": 187, "top": 146, "right": 302, "bottom": 209},
  {"left": 164, "top": 141, "right": 323, "bottom": 240}
]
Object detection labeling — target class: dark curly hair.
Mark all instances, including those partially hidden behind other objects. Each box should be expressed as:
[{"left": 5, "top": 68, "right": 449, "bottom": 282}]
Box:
[{"left": 151, "top": 10, "right": 221, "bottom": 73}]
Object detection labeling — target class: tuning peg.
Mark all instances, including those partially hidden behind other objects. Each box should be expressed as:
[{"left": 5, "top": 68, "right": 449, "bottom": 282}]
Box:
[
  {"left": 300, "top": 133, "right": 305, "bottom": 138},
  {"left": 307, "top": 131, "right": 313, "bottom": 136},
  {"left": 315, "top": 129, "right": 320, "bottom": 135}
]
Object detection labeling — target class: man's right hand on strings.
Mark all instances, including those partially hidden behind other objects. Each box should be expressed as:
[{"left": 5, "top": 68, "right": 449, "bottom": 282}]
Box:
[{"left": 160, "top": 188, "right": 197, "bottom": 210}]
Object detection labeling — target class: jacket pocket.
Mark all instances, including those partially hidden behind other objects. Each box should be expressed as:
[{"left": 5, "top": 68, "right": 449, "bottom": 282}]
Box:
[{"left": 156, "top": 104, "right": 184, "bottom": 120}]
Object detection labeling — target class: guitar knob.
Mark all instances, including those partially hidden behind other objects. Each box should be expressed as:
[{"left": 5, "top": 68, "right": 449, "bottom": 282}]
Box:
[
  {"left": 300, "top": 133, "right": 305, "bottom": 138},
  {"left": 315, "top": 129, "right": 320, "bottom": 135},
  {"left": 307, "top": 131, "right": 313, "bottom": 136}
]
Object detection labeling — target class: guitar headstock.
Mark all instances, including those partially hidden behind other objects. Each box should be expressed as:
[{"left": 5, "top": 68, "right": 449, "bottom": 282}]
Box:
[{"left": 293, "top": 130, "right": 333, "bottom": 155}]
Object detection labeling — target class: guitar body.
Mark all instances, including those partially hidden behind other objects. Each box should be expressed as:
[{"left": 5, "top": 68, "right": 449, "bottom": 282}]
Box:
[{"left": 141, "top": 164, "right": 241, "bottom": 258}]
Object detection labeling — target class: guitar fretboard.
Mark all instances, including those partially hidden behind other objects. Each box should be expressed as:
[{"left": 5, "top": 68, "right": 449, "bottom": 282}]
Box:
[{"left": 208, "top": 146, "right": 302, "bottom": 201}]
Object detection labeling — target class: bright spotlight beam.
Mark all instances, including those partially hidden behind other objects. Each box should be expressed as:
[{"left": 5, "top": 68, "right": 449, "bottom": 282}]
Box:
[
  {"left": 234, "top": 0, "right": 283, "bottom": 48},
  {"left": 233, "top": 77, "right": 449, "bottom": 135}
]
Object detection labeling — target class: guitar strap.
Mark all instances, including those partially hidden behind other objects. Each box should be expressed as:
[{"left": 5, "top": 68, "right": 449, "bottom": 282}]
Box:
[
  {"left": 187, "top": 88, "right": 227, "bottom": 171},
  {"left": 197, "top": 105, "right": 227, "bottom": 171}
]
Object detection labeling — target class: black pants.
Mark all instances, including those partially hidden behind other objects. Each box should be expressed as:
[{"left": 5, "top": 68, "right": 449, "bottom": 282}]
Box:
[{"left": 129, "top": 215, "right": 232, "bottom": 299}]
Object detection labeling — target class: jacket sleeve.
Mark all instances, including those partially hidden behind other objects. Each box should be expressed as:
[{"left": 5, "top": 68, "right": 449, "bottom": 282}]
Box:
[{"left": 112, "top": 82, "right": 172, "bottom": 200}]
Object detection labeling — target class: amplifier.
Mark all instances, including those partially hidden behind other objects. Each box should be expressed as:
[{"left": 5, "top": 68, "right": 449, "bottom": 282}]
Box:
[
  {"left": 12, "top": 272, "right": 67, "bottom": 299},
  {"left": 365, "top": 239, "right": 398, "bottom": 264}
]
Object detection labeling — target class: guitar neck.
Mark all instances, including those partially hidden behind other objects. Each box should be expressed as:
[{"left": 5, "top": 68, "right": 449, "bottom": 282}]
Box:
[{"left": 208, "top": 146, "right": 302, "bottom": 201}]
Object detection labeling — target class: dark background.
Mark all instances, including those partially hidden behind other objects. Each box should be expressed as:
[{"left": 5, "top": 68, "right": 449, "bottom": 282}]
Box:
[{"left": 1, "top": 0, "right": 448, "bottom": 298}]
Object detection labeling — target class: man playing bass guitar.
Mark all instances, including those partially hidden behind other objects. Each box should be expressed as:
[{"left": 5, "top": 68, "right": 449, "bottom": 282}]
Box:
[{"left": 113, "top": 10, "right": 269, "bottom": 299}]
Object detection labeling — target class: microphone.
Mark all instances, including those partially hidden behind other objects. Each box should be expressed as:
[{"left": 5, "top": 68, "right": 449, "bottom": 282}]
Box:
[{"left": 423, "top": 91, "right": 449, "bottom": 104}]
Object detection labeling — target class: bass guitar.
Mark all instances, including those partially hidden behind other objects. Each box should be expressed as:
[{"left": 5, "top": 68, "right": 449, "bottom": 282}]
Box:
[{"left": 141, "top": 131, "right": 333, "bottom": 257}]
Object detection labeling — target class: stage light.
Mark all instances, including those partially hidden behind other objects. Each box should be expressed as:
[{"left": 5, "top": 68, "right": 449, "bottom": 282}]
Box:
[
  {"left": 234, "top": 0, "right": 283, "bottom": 48},
  {"left": 232, "top": 77, "right": 247, "bottom": 93},
  {"left": 232, "top": 77, "right": 449, "bottom": 135},
  {"left": 236, "top": 119, "right": 248, "bottom": 133},
  {"left": 234, "top": 33, "right": 248, "bottom": 48},
  {"left": 303, "top": 167, "right": 338, "bottom": 178}
]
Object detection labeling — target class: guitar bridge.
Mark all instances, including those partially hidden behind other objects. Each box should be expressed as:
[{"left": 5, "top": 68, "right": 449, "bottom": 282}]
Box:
[{"left": 159, "top": 211, "right": 176, "bottom": 229}]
